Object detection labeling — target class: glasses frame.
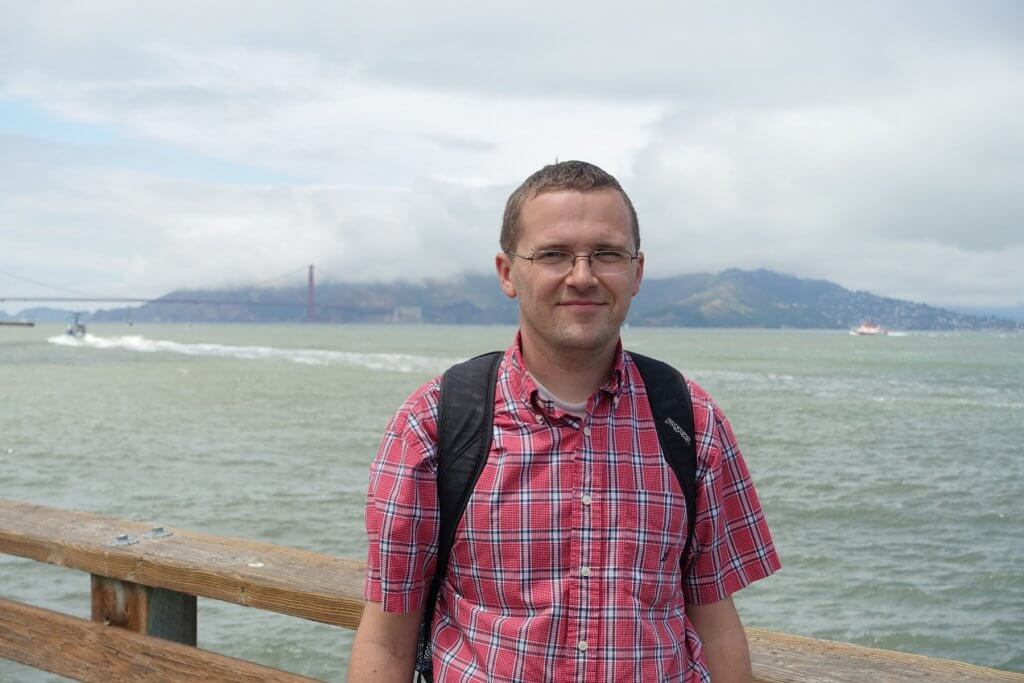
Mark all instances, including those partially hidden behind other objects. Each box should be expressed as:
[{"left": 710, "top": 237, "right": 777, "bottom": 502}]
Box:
[{"left": 504, "top": 248, "right": 640, "bottom": 277}]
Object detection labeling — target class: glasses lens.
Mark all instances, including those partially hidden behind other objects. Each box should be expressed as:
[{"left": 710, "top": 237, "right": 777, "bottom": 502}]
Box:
[
  {"left": 590, "top": 250, "right": 633, "bottom": 275},
  {"left": 532, "top": 250, "right": 573, "bottom": 269}
]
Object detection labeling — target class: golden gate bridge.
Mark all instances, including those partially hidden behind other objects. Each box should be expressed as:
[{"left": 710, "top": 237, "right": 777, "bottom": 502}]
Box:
[{"left": 0, "top": 264, "right": 394, "bottom": 322}]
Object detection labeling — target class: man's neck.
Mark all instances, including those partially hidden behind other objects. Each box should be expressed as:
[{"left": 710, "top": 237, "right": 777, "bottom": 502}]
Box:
[{"left": 519, "top": 333, "right": 618, "bottom": 404}]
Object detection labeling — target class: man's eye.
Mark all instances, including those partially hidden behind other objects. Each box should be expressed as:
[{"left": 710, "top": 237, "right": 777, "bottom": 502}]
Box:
[
  {"left": 593, "top": 250, "right": 629, "bottom": 264},
  {"left": 533, "top": 251, "right": 571, "bottom": 264}
]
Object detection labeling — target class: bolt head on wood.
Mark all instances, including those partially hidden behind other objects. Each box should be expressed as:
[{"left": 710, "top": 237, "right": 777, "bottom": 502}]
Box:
[{"left": 110, "top": 533, "right": 138, "bottom": 547}]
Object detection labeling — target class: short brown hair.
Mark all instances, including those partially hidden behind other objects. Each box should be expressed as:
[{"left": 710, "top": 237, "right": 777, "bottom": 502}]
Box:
[{"left": 500, "top": 160, "right": 640, "bottom": 252}]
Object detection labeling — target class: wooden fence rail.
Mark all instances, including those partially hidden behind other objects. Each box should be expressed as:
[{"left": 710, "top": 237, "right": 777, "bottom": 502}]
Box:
[
  {"left": 0, "top": 596, "right": 314, "bottom": 682},
  {"left": 1, "top": 500, "right": 1021, "bottom": 682}
]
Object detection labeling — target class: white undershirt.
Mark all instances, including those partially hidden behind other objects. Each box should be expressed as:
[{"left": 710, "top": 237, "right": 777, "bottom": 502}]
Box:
[{"left": 530, "top": 374, "right": 588, "bottom": 418}]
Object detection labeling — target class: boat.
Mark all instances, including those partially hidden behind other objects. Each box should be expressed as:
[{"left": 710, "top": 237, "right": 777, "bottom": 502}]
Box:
[
  {"left": 851, "top": 320, "right": 887, "bottom": 336},
  {"left": 65, "top": 312, "right": 87, "bottom": 338}
]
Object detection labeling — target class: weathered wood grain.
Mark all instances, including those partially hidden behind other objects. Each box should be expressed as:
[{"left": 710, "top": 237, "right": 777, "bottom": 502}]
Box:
[
  {"left": 92, "top": 575, "right": 197, "bottom": 645},
  {"left": 0, "top": 596, "right": 319, "bottom": 682},
  {"left": 0, "top": 499, "right": 365, "bottom": 629},
  {"left": 748, "top": 627, "right": 1024, "bottom": 682}
]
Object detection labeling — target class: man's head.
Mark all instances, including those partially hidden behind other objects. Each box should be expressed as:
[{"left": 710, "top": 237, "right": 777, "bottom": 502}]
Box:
[
  {"left": 495, "top": 161, "right": 644, "bottom": 362},
  {"left": 501, "top": 160, "right": 640, "bottom": 253}
]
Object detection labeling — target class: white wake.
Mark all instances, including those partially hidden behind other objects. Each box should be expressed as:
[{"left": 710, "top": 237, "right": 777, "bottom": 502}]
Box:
[{"left": 49, "top": 333, "right": 459, "bottom": 373}]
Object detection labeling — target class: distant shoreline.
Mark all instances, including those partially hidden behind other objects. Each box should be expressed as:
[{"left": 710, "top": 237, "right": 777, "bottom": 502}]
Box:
[
  {"left": 5, "top": 269, "right": 1020, "bottom": 331},
  {"left": 8, "top": 320, "right": 1022, "bottom": 334}
]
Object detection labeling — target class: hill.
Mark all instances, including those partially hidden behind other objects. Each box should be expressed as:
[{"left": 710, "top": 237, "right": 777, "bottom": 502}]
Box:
[{"left": 34, "top": 269, "right": 1020, "bottom": 330}]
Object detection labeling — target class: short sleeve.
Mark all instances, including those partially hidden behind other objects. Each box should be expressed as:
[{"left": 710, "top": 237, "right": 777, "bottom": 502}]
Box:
[
  {"left": 364, "top": 378, "right": 442, "bottom": 613},
  {"left": 682, "top": 396, "right": 781, "bottom": 604}
]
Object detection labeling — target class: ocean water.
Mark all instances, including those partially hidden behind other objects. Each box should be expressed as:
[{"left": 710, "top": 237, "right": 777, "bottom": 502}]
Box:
[{"left": 1, "top": 323, "right": 1021, "bottom": 681}]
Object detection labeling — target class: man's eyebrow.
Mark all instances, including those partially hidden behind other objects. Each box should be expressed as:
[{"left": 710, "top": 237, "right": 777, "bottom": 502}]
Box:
[{"left": 530, "top": 241, "right": 631, "bottom": 251}]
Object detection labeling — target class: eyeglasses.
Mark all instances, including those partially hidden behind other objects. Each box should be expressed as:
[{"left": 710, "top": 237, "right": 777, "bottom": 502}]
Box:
[{"left": 504, "top": 248, "right": 639, "bottom": 277}]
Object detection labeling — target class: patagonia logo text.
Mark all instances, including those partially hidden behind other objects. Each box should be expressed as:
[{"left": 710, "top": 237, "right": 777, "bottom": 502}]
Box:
[{"left": 664, "top": 417, "right": 692, "bottom": 445}]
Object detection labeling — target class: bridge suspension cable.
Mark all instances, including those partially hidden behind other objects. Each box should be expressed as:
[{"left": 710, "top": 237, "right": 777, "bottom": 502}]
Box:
[
  {"left": 0, "top": 264, "right": 396, "bottom": 318},
  {"left": 0, "top": 266, "right": 103, "bottom": 298}
]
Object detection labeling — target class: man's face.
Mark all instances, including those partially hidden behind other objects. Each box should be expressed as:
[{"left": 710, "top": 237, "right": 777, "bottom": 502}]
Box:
[{"left": 496, "top": 189, "right": 644, "bottom": 358}]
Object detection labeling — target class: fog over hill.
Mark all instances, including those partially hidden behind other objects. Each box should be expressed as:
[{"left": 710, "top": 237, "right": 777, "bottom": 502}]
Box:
[{"left": 2, "top": 269, "right": 996, "bottom": 331}]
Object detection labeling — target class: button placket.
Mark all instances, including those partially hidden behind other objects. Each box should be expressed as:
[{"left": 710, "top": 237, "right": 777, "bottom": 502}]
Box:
[{"left": 579, "top": 424, "right": 596, "bottom": 666}]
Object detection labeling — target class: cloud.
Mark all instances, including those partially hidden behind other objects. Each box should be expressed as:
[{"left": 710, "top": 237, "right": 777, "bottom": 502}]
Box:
[
  {"left": 1, "top": 2, "right": 1022, "bottom": 310},
  {"left": 0, "top": 140, "right": 509, "bottom": 301},
  {"left": 2, "top": 43, "right": 663, "bottom": 187},
  {"left": 628, "top": 46, "right": 1024, "bottom": 305},
  {"left": 5, "top": 2, "right": 1021, "bottom": 101}
]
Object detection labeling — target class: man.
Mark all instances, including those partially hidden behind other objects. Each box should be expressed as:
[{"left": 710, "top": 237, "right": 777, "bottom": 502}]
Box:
[{"left": 349, "top": 161, "right": 780, "bottom": 682}]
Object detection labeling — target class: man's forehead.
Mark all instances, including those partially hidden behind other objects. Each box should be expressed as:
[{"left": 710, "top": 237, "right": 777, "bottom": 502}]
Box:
[{"left": 518, "top": 189, "right": 633, "bottom": 244}]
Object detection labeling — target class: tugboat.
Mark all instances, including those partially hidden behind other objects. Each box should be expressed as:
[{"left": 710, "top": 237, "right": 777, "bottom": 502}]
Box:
[
  {"left": 65, "top": 312, "right": 87, "bottom": 338},
  {"left": 851, "top": 319, "right": 887, "bottom": 336}
]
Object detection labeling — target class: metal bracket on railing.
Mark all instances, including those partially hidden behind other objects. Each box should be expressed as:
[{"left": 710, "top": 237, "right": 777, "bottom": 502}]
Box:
[
  {"left": 143, "top": 526, "right": 173, "bottom": 539},
  {"left": 109, "top": 533, "right": 138, "bottom": 547}
]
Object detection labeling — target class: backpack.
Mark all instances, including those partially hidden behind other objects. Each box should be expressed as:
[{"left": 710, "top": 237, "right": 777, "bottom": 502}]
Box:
[{"left": 414, "top": 350, "right": 698, "bottom": 682}]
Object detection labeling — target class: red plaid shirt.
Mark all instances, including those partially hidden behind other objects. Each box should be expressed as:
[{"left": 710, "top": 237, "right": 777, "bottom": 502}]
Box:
[{"left": 365, "top": 337, "right": 780, "bottom": 682}]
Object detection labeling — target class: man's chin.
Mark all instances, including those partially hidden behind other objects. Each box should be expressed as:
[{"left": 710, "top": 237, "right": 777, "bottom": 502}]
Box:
[{"left": 552, "top": 326, "right": 619, "bottom": 353}]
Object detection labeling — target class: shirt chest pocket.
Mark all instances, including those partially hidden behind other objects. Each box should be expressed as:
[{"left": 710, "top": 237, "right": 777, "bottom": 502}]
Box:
[{"left": 608, "top": 487, "right": 688, "bottom": 606}]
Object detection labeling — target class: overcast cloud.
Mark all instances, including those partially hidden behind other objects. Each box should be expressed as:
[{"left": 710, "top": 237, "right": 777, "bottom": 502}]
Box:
[{"left": 1, "top": 1, "right": 1022, "bottom": 311}]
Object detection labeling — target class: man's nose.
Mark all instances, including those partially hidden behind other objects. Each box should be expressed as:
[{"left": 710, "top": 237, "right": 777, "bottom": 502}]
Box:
[{"left": 565, "top": 255, "right": 597, "bottom": 285}]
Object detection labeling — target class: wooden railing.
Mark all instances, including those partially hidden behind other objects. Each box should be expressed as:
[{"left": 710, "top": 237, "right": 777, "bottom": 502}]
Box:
[{"left": 1, "top": 500, "right": 1020, "bottom": 682}]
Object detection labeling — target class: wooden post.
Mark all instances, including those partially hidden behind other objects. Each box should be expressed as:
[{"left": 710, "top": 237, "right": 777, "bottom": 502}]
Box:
[{"left": 91, "top": 575, "right": 197, "bottom": 646}]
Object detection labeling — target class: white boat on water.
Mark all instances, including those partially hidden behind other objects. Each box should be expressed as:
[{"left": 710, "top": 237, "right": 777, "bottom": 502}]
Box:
[
  {"left": 851, "top": 320, "right": 887, "bottom": 336},
  {"left": 65, "top": 312, "right": 87, "bottom": 338}
]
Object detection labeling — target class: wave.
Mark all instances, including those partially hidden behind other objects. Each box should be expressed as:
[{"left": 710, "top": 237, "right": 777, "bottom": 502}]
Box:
[
  {"left": 48, "top": 333, "right": 460, "bottom": 373},
  {"left": 692, "top": 369, "right": 796, "bottom": 383}
]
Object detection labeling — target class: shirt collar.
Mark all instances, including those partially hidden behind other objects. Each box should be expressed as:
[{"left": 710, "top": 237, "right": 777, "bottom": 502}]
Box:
[{"left": 505, "top": 331, "right": 627, "bottom": 409}]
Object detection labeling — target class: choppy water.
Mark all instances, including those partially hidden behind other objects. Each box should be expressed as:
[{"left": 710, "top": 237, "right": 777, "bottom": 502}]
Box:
[{"left": 2, "top": 324, "right": 1022, "bottom": 681}]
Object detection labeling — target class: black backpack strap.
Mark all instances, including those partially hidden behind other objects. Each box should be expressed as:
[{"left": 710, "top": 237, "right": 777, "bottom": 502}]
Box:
[
  {"left": 628, "top": 352, "right": 699, "bottom": 568},
  {"left": 414, "top": 351, "right": 503, "bottom": 682}
]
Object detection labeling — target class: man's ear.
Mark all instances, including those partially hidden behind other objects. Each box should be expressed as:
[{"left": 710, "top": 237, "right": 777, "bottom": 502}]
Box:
[{"left": 495, "top": 252, "right": 517, "bottom": 299}]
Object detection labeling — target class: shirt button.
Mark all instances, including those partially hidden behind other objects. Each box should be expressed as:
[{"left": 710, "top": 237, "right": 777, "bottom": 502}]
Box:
[
  {"left": 583, "top": 426, "right": 591, "bottom": 437},
  {"left": 581, "top": 494, "right": 592, "bottom": 506},
  {"left": 580, "top": 566, "right": 591, "bottom": 577},
  {"left": 535, "top": 414, "right": 543, "bottom": 423},
  {"left": 577, "top": 640, "right": 589, "bottom": 652}
]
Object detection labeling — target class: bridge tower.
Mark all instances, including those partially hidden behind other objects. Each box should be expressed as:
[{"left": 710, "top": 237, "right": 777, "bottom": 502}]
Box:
[{"left": 306, "top": 264, "right": 315, "bottom": 323}]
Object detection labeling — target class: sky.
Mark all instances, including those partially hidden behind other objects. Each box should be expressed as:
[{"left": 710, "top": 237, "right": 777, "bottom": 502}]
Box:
[{"left": 1, "top": 1, "right": 1022, "bottom": 313}]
